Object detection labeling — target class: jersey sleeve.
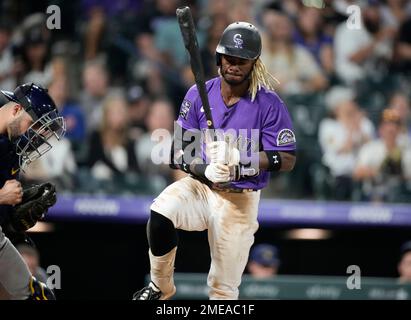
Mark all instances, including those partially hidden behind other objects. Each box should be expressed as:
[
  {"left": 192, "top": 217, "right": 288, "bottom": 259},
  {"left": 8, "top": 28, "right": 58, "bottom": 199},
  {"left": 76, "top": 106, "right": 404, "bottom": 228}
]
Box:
[
  {"left": 176, "top": 85, "right": 200, "bottom": 130},
  {"left": 261, "top": 98, "right": 296, "bottom": 151}
]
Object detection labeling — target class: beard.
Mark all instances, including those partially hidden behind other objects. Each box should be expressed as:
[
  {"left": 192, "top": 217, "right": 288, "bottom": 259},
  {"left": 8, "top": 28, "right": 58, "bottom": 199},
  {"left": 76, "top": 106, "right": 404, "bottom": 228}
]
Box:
[
  {"left": 221, "top": 67, "right": 253, "bottom": 86},
  {"left": 7, "top": 117, "right": 23, "bottom": 144}
]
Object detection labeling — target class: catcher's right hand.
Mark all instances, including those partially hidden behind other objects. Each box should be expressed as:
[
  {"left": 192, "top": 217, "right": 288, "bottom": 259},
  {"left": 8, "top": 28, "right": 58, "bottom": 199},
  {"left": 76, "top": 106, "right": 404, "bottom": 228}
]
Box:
[
  {"left": 0, "top": 180, "right": 23, "bottom": 205},
  {"left": 11, "top": 182, "right": 57, "bottom": 232}
]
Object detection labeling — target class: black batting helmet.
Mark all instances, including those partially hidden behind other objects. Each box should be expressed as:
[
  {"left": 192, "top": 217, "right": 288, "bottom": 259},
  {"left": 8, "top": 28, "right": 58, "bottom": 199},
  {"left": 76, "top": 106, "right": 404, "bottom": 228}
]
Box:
[{"left": 216, "top": 21, "right": 261, "bottom": 66}]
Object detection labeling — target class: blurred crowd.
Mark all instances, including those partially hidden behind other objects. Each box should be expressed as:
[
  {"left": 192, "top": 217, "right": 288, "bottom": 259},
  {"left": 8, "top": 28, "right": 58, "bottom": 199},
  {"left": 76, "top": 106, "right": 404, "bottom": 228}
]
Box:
[
  {"left": 1, "top": 0, "right": 411, "bottom": 202},
  {"left": 247, "top": 240, "right": 411, "bottom": 284}
]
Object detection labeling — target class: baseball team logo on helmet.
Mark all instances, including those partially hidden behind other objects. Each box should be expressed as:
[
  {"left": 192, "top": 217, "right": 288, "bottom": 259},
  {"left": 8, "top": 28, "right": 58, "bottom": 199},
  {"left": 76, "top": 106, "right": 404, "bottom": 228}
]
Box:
[
  {"left": 233, "top": 34, "right": 243, "bottom": 49},
  {"left": 1, "top": 83, "right": 66, "bottom": 169},
  {"left": 216, "top": 21, "right": 261, "bottom": 65}
]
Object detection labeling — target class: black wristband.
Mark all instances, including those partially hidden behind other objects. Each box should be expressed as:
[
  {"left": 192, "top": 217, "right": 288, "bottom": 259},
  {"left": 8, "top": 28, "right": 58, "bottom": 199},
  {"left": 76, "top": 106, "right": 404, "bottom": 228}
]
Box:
[
  {"left": 265, "top": 150, "right": 282, "bottom": 172},
  {"left": 176, "top": 161, "right": 208, "bottom": 178},
  {"left": 190, "top": 163, "right": 208, "bottom": 177}
]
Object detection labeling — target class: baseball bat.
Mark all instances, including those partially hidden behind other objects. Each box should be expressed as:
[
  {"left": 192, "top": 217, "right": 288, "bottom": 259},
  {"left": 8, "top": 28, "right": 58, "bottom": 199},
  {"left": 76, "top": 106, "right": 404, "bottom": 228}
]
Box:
[{"left": 176, "top": 6, "right": 215, "bottom": 130}]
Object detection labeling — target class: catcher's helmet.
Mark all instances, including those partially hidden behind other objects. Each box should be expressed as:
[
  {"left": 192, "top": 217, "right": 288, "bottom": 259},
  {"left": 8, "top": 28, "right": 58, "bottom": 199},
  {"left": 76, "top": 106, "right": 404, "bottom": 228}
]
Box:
[
  {"left": 216, "top": 21, "right": 261, "bottom": 66},
  {"left": 1, "top": 83, "right": 66, "bottom": 169}
]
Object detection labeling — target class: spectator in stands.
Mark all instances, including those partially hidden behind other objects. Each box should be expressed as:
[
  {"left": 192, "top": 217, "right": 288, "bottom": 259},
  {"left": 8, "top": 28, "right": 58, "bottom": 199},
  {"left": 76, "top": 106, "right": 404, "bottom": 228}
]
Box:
[
  {"left": 21, "top": 28, "right": 53, "bottom": 87},
  {"left": 321, "top": 0, "right": 354, "bottom": 36},
  {"left": 332, "top": 0, "right": 358, "bottom": 18},
  {"left": 319, "top": 86, "right": 375, "bottom": 200},
  {"left": 380, "top": 0, "right": 411, "bottom": 30},
  {"left": 87, "top": 94, "right": 139, "bottom": 181},
  {"left": 247, "top": 244, "right": 280, "bottom": 279},
  {"left": 200, "top": 14, "right": 230, "bottom": 80},
  {"left": 130, "top": 32, "right": 166, "bottom": 97},
  {"left": 261, "top": 8, "right": 328, "bottom": 95},
  {"left": 16, "top": 243, "right": 48, "bottom": 284},
  {"left": 394, "top": 15, "right": 411, "bottom": 73},
  {"left": 151, "top": 0, "right": 202, "bottom": 98},
  {"left": 201, "top": 0, "right": 230, "bottom": 20},
  {"left": 48, "top": 76, "right": 86, "bottom": 144},
  {"left": 354, "top": 109, "right": 411, "bottom": 202},
  {"left": 228, "top": 0, "right": 257, "bottom": 23},
  {"left": 294, "top": 6, "right": 334, "bottom": 76},
  {"left": 126, "top": 84, "right": 150, "bottom": 141},
  {"left": 153, "top": 0, "right": 189, "bottom": 70},
  {"left": 83, "top": 5, "right": 106, "bottom": 61},
  {"left": 81, "top": 0, "right": 142, "bottom": 72},
  {"left": 0, "top": 22, "right": 19, "bottom": 92},
  {"left": 278, "top": 0, "right": 301, "bottom": 21},
  {"left": 334, "top": 0, "right": 395, "bottom": 85},
  {"left": 398, "top": 240, "right": 411, "bottom": 284},
  {"left": 135, "top": 98, "right": 177, "bottom": 185},
  {"left": 80, "top": 60, "right": 110, "bottom": 133},
  {"left": 388, "top": 92, "right": 411, "bottom": 146}
]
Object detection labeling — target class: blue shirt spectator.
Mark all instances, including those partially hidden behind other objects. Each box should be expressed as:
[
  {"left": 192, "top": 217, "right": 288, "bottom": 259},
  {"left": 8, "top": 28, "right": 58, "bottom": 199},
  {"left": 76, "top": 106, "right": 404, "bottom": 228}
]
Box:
[
  {"left": 48, "top": 77, "right": 86, "bottom": 143},
  {"left": 59, "top": 102, "right": 86, "bottom": 142},
  {"left": 293, "top": 31, "right": 333, "bottom": 65}
]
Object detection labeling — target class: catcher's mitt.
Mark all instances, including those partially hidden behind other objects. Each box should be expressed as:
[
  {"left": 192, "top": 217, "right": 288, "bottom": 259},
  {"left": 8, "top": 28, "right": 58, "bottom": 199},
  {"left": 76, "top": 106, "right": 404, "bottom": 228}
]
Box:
[{"left": 11, "top": 182, "right": 57, "bottom": 232}]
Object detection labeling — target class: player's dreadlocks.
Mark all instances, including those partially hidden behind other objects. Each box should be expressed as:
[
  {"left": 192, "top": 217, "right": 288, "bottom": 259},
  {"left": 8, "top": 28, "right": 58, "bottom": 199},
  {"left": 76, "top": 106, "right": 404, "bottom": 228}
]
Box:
[{"left": 249, "top": 58, "right": 280, "bottom": 102}]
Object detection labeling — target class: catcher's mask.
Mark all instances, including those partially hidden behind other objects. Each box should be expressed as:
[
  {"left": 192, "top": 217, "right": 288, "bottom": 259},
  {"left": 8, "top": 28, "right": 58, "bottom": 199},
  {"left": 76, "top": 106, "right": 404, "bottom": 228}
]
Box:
[
  {"left": 1, "top": 83, "right": 66, "bottom": 169},
  {"left": 215, "top": 21, "right": 261, "bottom": 66}
]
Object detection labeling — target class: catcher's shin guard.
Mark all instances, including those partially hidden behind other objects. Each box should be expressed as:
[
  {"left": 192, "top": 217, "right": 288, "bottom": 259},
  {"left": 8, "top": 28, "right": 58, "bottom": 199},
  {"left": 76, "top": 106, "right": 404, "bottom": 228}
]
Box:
[{"left": 27, "top": 277, "right": 56, "bottom": 300}]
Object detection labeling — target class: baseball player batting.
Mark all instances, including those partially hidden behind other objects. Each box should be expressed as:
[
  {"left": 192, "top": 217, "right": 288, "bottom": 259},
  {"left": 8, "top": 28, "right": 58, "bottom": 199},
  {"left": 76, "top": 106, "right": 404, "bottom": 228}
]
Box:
[
  {"left": 0, "top": 83, "right": 65, "bottom": 300},
  {"left": 133, "top": 21, "right": 296, "bottom": 300}
]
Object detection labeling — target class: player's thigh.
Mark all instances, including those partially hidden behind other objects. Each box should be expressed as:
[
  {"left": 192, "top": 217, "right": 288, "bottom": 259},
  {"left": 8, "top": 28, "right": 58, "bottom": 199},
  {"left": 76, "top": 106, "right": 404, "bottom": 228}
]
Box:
[
  {"left": 208, "top": 190, "right": 261, "bottom": 253},
  {"left": 206, "top": 191, "right": 261, "bottom": 293},
  {"left": 210, "top": 190, "right": 261, "bottom": 229},
  {"left": 150, "top": 176, "right": 211, "bottom": 231}
]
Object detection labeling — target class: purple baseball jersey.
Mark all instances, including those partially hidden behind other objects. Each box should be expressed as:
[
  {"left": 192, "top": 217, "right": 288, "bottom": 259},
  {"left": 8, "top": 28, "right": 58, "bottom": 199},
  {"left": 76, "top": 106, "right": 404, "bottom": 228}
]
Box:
[{"left": 177, "top": 77, "right": 296, "bottom": 190}]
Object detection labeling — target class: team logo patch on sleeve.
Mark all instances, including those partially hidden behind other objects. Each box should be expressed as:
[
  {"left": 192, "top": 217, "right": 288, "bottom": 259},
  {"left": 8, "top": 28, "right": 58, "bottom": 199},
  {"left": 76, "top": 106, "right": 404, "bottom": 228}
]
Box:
[
  {"left": 277, "top": 129, "right": 296, "bottom": 146},
  {"left": 179, "top": 99, "right": 192, "bottom": 120}
]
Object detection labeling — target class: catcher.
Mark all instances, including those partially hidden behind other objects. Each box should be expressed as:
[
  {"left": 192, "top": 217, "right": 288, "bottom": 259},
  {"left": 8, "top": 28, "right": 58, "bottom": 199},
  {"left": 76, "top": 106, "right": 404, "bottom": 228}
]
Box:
[{"left": 0, "top": 83, "right": 66, "bottom": 300}]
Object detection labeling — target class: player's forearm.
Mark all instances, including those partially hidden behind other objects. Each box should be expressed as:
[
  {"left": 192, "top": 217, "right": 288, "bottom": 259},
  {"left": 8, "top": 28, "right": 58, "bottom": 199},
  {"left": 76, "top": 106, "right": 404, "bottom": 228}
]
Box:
[{"left": 259, "top": 151, "right": 296, "bottom": 172}]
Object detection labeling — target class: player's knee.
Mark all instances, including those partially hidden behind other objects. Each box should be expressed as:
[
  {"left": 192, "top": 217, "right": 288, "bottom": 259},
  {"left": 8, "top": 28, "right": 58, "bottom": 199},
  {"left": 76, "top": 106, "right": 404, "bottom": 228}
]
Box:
[
  {"left": 148, "top": 211, "right": 175, "bottom": 233},
  {"left": 147, "top": 211, "right": 178, "bottom": 256},
  {"left": 150, "top": 199, "right": 178, "bottom": 222}
]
